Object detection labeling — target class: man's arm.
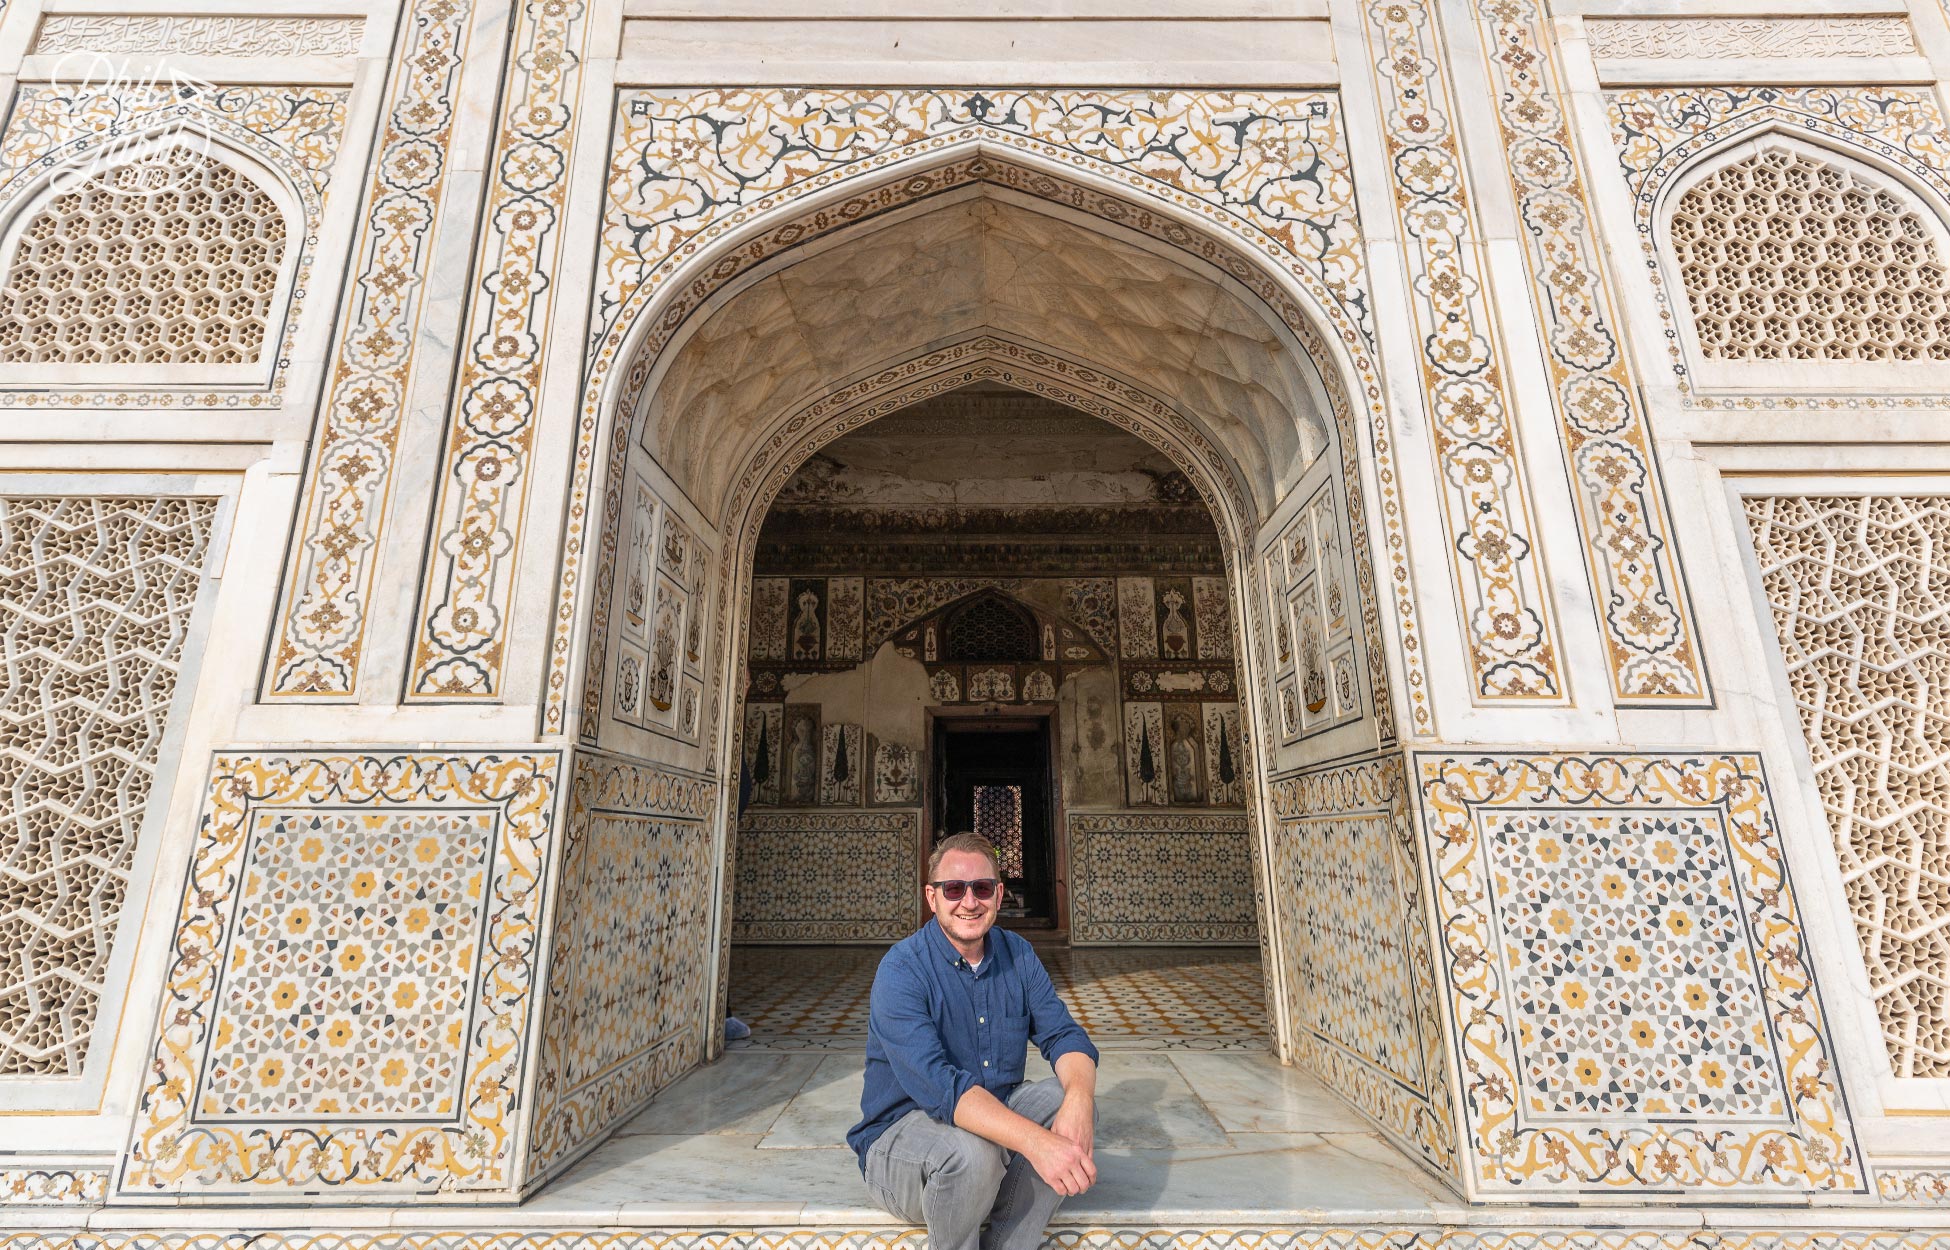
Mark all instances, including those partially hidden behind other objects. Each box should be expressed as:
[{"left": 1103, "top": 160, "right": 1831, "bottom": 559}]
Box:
[
  {"left": 1049, "top": 1049, "right": 1096, "bottom": 1160},
  {"left": 952, "top": 1084, "right": 1096, "bottom": 1196},
  {"left": 872, "top": 953, "right": 976, "bottom": 1125}
]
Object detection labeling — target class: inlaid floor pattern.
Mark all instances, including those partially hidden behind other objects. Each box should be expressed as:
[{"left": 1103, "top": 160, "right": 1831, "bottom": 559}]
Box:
[{"left": 728, "top": 943, "right": 1269, "bottom": 1051}]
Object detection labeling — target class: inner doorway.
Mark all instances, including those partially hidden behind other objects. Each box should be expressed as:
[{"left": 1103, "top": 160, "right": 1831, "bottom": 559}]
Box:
[{"left": 934, "top": 718, "right": 1055, "bottom": 927}]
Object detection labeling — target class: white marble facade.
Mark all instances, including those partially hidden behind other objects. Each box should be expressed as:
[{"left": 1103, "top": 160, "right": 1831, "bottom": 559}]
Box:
[{"left": 0, "top": 0, "right": 1948, "bottom": 1234}]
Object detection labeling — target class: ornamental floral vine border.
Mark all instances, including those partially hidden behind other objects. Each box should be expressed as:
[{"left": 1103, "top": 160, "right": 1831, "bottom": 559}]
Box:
[
  {"left": 1414, "top": 752, "right": 1862, "bottom": 1194},
  {"left": 1606, "top": 85, "right": 1950, "bottom": 411},
  {"left": 121, "top": 751, "right": 560, "bottom": 1197},
  {"left": 1359, "top": 0, "right": 1566, "bottom": 702},
  {"left": 1469, "top": 0, "right": 1709, "bottom": 706},
  {"left": 406, "top": 0, "right": 594, "bottom": 699},
  {"left": 549, "top": 89, "right": 1431, "bottom": 751},
  {"left": 263, "top": 0, "right": 483, "bottom": 698},
  {"left": 0, "top": 83, "right": 347, "bottom": 409}
]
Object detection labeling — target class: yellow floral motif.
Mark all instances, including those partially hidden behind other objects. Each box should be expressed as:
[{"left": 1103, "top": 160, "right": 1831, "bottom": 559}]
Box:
[
  {"left": 1416, "top": 752, "right": 1861, "bottom": 1194},
  {"left": 124, "top": 752, "right": 560, "bottom": 1198},
  {"left": 1467, "top": 0, "right": 1708, "bottom": 703},
  {"left": 266, "top": 0, "right": 480, "bottom": 696}
]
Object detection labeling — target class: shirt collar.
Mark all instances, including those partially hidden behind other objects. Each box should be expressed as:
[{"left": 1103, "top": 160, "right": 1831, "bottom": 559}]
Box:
[{"left": 925, "top": 919, "right": 992, "bottom": 973}]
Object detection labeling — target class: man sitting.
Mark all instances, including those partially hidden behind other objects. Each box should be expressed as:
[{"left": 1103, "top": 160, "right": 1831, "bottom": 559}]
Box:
[{"left": 847, "top": 832, "right": 1100, "bottom": 1250}]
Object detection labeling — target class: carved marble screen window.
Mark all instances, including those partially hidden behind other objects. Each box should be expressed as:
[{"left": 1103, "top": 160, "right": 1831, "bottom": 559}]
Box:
[
  {"left": 944, "top": 594, "right": 1039, "bottom": 663},
  {"left": 971, "top": 784, "right": 1026, "bottom": 878},
  {"left": 1660, "top": 134, "right": 1950, "bottom": 394},
  {"left": 0, "top": 491, "right": 224, "bottom": 1094},
  {"left": 0, "top": 135, "right": 300, "bottom": 389},
  {"left": 1743, "top": 492, "right": 1950, "bottom": 1084}
]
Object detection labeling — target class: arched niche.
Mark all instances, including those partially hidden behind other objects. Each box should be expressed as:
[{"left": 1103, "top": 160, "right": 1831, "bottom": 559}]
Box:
[
  {"left": 585, "top": 158, "right": 1389, "bottom": 959},
  {"left": 1654, "top": 128, "right": 1950, "bottom": 394},
  {"left": 0, "top": 127, "right": 304, "bottom": 389}
]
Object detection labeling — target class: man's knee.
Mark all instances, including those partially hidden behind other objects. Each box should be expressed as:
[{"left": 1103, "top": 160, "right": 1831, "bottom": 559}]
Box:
[{"left": 931, "top": 1128, "right": 1007, "bottom": 1191}]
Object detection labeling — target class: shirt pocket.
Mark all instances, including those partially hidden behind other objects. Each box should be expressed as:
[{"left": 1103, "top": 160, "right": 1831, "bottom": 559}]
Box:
[{"left": 995, "top": 1013, "right": 1032, "bottom": 1083}]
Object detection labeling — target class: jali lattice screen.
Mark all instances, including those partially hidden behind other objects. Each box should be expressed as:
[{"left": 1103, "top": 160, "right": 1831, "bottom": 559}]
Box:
[
  {"left": 1672, "top": 145, "right": 1950, "bottom": 364},
  {"left": 0, "top": 495, "right": 218, "bottom": 1074},
  {"left": 1746, "top": 493, "right": 1950, "bottom": 1077},
  {"left": 0, "top": 147, "right": 287, "bottom": 367}
]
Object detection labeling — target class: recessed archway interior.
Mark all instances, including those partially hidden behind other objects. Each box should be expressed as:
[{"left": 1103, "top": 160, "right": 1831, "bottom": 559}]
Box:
[{"left": 560, "top": 180, "right": 1433, "bottom": 1216}]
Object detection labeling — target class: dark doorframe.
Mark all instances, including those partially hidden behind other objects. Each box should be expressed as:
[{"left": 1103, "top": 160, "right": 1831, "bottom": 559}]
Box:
[{"left": 925, "top": 708, "right": 1066, "bottom": 934}]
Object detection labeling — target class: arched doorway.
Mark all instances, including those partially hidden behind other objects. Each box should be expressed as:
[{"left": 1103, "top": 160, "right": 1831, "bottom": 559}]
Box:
[
  {"left": 725, "top": 384, "right": 1267, "bottom": 1055},
  {"left": 537, "top": 166, "right": 1440, "bottom": 1207}
]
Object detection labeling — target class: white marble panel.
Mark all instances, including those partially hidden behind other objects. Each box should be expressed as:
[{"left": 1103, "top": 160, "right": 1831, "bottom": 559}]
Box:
[
  {"left": 1169, "top": 1052, "right": 1372, "bottom": 1134},
  {"left": 617, "top": 1053, "right": 822, "bottom": 1137}
]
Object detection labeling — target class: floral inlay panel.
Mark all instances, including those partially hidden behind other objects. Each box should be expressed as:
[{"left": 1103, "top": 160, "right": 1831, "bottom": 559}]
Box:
[
  {"left": 1469, "top": 0, "right": 1708, "bottom": 704},
  {"left": 407, "top": 0, "right": 594, "bottom": 698},
  {"left": 1359, "top": 0, "right": 1564, "bottom": 700},
  {"left": 1416, "top": 752, "right": 1860, "bottom": 1194},
  {"left": 265, "top": 0, "right": 482, "bottom": 696},
  {"left": 122, "top": 751, "right": 559, "bottom": 1197}
]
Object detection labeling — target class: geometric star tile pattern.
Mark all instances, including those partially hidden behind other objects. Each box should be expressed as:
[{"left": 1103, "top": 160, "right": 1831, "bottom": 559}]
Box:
[
  {"left": 0, "top": 495, "right": 217, "bottom": 1076},
  {"left": 1746, "top": 493, "right": 1950, "bottom": 1078},
  {"left": 1489, "top": 812, "right": 1781, "bottom": 1118},
  {"left": 1418, "top": 752, "right": 1860, "bottom": 1193},
  {"left": 123, "top": 751, "right": 559, "bottom": 1197},
  {"left": 199, "top": 810, "right": 495, "bottom": 1119},
  {"left": 1282, "top": 810, "right": 1423, "bottom": 1089},
  {"left": 727, "top": 943, "right": 1268, "bottom": 1052}
]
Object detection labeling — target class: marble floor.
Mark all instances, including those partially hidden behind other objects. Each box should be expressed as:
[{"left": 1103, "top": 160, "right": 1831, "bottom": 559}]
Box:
[
  {"left": 533, "top": 944, "right": 1451, "bottom": 1222},
  {"left": 536, "top": 1046, "right": 1451, "bottom": 1223}
]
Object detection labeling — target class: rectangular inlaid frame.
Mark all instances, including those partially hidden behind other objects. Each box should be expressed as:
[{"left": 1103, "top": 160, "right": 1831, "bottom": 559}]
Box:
[
  {"left": 1414, "top": 750, "right": 1863, "bottom": 1197},
  {"left": 120, "top": 749, "right": 561, "bottom": 1200}
]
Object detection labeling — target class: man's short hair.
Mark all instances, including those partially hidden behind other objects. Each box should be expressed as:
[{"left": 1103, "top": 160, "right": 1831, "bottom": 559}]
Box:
[{"left": 928, "top": 832, "right": 1001, "bottom": 880}]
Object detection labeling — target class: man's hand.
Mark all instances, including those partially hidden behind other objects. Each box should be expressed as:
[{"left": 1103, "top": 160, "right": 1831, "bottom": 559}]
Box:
[
  {"left": 1025, "top": 1124, "right": 1096, "bottom": 1196},
  {"left": 1050, "top": 1090, "right": 1095, "bottom": 1159}
]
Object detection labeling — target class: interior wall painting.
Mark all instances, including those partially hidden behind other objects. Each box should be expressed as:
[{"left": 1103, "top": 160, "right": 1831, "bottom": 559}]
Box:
[
  {"left": 1125, "top": 701, "right": 1169, "bottom": 806},
  {"left": 783, "top": 704, "right": 821, "bottom": 805},
  {"left": 744, "top": 703, "right": 784, "bottom": 806},
  {"left": 871, "top": 738, "right": 919, "bottom": 805},
  {"left": 820, "top": 722, "right": 864, "bottom": 806}
]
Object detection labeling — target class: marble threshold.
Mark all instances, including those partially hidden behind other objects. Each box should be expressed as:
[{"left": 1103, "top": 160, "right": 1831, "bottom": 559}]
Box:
[{"left": 15, "top": 1052, "right": 1950, "bottom": 1233}]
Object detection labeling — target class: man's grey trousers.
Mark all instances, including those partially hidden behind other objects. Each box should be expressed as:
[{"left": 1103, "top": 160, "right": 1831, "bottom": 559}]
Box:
[{"left": 862, "top": 1076, "right": 1077, "bottom": 1250}]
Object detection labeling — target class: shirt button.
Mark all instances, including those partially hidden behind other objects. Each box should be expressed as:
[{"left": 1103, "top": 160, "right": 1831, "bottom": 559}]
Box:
[
  {"left": 983, "top": 1060, "right": 990, "bottom": 1067},
  {"left": 979, "top": 1017, "right": 986, "bottom": 1023}
]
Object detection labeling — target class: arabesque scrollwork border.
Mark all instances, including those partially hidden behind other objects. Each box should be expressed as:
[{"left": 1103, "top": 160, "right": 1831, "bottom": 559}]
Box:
[
  {"left": 121, "top": 751, "right": 559, "bottom": 1197},
  {"left": 1414, "top": 751, "right": 1862, "bottom": 1194}
]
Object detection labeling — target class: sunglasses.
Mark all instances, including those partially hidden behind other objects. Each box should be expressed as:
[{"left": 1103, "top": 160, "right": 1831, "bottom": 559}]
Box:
[{"left": 929, "top": 878, "right": 1001, "bottom": 902}]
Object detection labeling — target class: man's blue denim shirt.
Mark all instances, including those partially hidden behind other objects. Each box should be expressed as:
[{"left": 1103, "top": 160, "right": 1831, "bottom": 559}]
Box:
[{"left": 847, "top": 922, "right": 1098, "bottom": 1169}]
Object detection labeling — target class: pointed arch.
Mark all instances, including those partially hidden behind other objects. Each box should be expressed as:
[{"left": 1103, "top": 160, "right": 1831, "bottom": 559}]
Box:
[
  {"left": 1654, "top": 127, "right": 1950, "bottom": 390},
  {"left": 547, "top": 128, "right": 1422, "bottom": 744},
  {"left": 1608, "top": 87, "right": 1950, "bottom": 400},
  {"left": 0, "top": 123, "right": 307, "bottom": 388}
]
